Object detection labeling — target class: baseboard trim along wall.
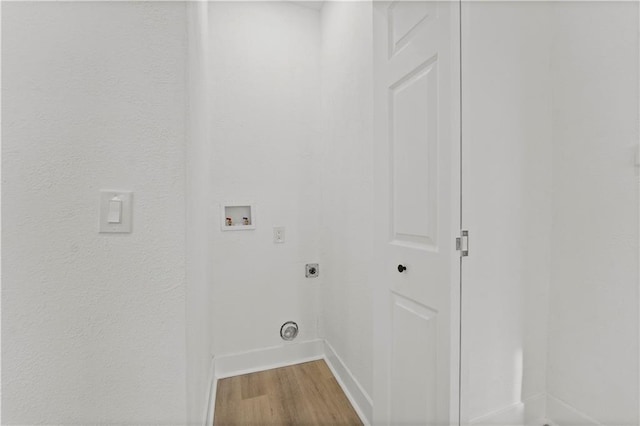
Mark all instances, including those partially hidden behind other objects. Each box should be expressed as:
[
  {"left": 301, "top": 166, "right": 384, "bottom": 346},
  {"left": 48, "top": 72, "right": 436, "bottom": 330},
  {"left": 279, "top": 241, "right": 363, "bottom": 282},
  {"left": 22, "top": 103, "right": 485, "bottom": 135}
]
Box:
[
  {"left": 322, "top": 340, "right": 374, "bottom": 425},
  {"left": 214, "top": 339, "right": 325, "bottom": 379},
  {"left": 545, "top": 394, "right": 602, "bottom": 426},
  {"left": 205, "top": 339, "right": 372, "bottom": 426},
  {"left": 466, "top": 393, "right": 606, "bottom": 426},
  {"left": 204, "top": 356, "right": 216, "bottom": 426},
  {"left": 469, "top": 393, "right": 546, "bottom": 426}
]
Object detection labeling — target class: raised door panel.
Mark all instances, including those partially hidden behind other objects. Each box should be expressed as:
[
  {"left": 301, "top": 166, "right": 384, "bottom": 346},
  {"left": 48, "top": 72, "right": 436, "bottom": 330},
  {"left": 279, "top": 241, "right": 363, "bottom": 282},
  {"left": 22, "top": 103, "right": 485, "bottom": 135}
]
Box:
[
  {"left": 390, "top": 57, "right": 439, "bottom": 250},
  {"left": 390, "top": 294, "right": 438, "bottom": 424}
]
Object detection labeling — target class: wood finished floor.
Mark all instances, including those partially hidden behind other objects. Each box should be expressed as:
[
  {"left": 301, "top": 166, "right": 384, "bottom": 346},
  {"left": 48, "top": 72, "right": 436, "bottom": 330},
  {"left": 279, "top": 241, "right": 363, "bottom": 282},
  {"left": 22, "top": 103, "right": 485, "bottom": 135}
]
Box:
[{"left": 213, "top": 360, "right": 363, "bottom": 426}]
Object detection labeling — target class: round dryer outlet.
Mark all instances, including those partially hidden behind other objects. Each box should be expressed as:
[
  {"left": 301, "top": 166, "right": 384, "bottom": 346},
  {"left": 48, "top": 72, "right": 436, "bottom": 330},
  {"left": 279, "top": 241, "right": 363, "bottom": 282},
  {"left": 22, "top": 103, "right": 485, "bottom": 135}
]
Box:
[{"left": 280, "top": 321, "right": 299, "bottom": 341}]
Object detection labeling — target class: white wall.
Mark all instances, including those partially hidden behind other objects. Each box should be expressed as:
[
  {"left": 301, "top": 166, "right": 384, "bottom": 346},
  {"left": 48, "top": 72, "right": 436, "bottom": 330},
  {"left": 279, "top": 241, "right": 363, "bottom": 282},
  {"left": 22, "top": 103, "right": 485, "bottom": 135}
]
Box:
[
  {"left": 207, "top": 1, "right": 322, "bottom": 356},
  {"left": 2, "top": 2, "right": 188, "bottom": 424},
  {"left": 319, "top": 0, "right": 374, "bottom": 399},
  {"left": 463, "top": 2, "right": 640, "bottom": 424},
  {"left": 462, "top": 2, "right": 553, "bottom": 423},
  {"left": 547, "top": 2, "right": 639, "bottom": 424},
  {"left": 186, "top": 2, "right": 214, "bottom": 424}
]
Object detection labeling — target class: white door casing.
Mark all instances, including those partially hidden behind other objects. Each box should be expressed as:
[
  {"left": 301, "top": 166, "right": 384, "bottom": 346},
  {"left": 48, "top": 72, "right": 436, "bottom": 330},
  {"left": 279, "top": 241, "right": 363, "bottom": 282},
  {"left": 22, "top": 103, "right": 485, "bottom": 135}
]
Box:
[{"left": 372, "top": 1, "right": 461, "bottom": 425}]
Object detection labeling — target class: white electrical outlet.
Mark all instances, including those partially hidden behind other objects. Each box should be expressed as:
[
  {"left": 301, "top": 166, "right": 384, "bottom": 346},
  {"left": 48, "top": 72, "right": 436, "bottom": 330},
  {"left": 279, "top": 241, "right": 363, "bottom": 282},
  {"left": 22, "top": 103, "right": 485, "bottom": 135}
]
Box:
[{"left": 273, "top": 227, "right": 285, "bottom": 243}]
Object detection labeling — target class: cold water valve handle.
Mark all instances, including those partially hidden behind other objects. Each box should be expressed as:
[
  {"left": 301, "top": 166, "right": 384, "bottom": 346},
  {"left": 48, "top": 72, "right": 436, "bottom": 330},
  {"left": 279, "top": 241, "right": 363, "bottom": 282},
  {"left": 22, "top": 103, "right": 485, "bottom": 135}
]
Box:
[{"left": 397, "top": 264, "right": 407, "bottom": 273}]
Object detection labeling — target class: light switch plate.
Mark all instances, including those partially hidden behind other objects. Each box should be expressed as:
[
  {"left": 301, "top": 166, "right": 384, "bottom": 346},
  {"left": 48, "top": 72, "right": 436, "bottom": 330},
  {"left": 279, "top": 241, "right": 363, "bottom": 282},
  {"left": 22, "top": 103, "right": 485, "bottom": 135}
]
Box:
[
  {"left": 273, "top": 226, "right": 285, "bottom": 243},
  {"left": 100, "top": 190, "right": 132, "bottom": 233}
]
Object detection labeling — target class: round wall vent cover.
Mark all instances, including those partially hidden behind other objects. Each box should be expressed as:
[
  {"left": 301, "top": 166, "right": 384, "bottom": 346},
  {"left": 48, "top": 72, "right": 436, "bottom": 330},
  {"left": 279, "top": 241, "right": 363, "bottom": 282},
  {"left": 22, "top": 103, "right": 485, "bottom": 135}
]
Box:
[{"left": 280, "top": 321, "right": 299, "bottom": 341}]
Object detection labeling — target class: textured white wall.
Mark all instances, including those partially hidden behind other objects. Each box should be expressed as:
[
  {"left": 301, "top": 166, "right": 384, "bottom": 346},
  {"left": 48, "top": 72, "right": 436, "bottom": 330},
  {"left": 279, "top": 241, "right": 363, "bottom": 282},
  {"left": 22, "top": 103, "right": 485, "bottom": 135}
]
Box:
[
  {"left": 2, "top": 2, "right": 188, "bottom": 424},
  {"left": 207, "top": 1, "right": 322, "bottom": 356},
  {"left": 319, "top": 0, "right": 374, "bottom": 398},
  {"left": 462, "top": 2, "right": 553, "bottom": 422},
  {"left": 547, "top": 2, "right": 639, "bottom": 424}
]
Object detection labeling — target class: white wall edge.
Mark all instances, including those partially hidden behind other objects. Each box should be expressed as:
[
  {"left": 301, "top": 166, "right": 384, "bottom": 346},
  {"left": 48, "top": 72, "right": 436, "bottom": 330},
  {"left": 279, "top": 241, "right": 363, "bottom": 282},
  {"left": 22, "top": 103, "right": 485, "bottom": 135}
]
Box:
[
  {"left": 637, "top": 0, "right": 640, "bottom": 420},
  {"left": 214, "top": 339, "right": 324, "bottom": 379},
  {"left": 546, "top": 393, "right": 602, "bottom": 426},
  {"left": 322, "top": 340, "right": 373, "bottom": 426},
  {"left": 469, "top": 393, "right": 546, "bottom": 426},
  {"left": 204, "top": 356, "right": 216, "bottom": 426}
]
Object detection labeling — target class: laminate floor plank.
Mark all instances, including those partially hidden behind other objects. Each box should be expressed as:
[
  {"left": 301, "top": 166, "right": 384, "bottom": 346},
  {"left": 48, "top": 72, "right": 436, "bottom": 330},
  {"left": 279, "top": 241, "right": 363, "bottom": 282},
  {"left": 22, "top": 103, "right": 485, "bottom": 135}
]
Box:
[{"left": 213, "top": 360, "right": 363, "bottom": 426}]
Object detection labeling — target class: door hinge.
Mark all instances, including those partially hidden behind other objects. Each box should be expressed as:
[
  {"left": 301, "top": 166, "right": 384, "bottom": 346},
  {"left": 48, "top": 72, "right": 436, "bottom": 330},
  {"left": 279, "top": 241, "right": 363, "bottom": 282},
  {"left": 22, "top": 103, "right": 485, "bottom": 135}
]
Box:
[{"left": 456, "top": 230, "right": 469, "bottom": 257}]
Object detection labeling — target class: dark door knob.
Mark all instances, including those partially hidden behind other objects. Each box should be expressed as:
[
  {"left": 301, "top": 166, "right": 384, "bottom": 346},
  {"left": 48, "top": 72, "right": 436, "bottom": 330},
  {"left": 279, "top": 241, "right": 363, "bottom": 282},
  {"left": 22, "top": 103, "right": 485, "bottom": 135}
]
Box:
[{"left": 397, "top": 264, "right": 407, "bottom": 273}]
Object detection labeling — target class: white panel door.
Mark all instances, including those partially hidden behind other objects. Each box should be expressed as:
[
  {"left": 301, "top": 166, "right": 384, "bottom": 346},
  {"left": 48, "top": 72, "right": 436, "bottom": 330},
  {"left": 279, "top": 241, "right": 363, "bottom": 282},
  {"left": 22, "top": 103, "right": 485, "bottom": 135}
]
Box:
[{"left": 373, "top": 1, "right": 460, "bottom": 425}]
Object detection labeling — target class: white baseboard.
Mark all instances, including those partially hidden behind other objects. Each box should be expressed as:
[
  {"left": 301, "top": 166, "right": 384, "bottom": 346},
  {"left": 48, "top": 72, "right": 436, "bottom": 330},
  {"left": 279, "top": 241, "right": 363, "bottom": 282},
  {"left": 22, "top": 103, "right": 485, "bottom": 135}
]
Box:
[
  {"left": 204, "top": 356, "right": 216, "bottom": 426},
  {"left": 469, "top": 393, "right": 546, "bottom": 426},
  {"left": 214, "top": 339, "right": 324, "bottom": 379},
  {"left": 322, "top": 340, "right": 374, "bottom": 425},
  {"left": 546, "top": 394, "right": 601, "bottom": 426}
]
